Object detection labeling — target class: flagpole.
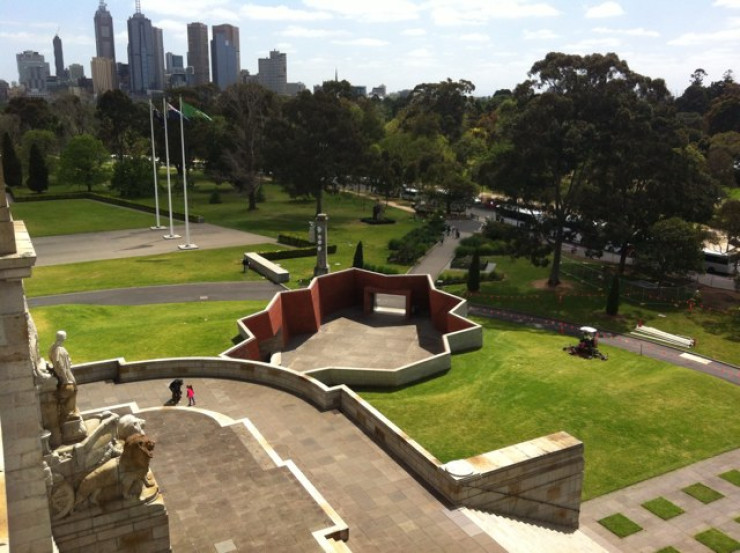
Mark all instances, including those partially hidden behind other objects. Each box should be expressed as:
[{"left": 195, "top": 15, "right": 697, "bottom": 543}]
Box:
[
  {"left": 148, "top": 98, "right": 165, "bottom": 230},
  {"left": 162, "top": 97, "right": 180, "bottom": 240},
  {"left": 178, "top": 95, "right": 198, "bottom": 250}
]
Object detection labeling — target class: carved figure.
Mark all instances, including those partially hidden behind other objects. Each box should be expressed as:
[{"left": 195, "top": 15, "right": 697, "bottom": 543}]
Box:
[
  {"left": 117, "top": 414, "right": 146, "bottom": 442},
  {"left": 48, "top": 330, "right": 80, "bottom": 422},
  {"left": 74, "top": 433, "right": 156, "bottom": 510}
]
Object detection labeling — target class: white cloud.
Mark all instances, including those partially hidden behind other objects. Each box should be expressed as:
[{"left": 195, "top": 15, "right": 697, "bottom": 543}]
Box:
[
  {"left": 332, "top": 38, "right": 389, "bottom": 47},
  {"left": 523, "top": 29, "right": 559, "bottom": 39},
  {"left": 142, "top": 0, "right": 232, "bottom": 19},
  {"left": 303, "top": 0, "right": 421, "bottom": 22},
  {"left": 240, "top": 4, "right": 332, "bottom": 22},
  {"left": 592, "top": 26, "right": 660, "bottom": 37},
  {"left": 585, "top": 2, "right": 625, "bottom": 18},
  {"left": 713, "top": 0, "right": 740, "bottom": 7},
  {"left": 280, "top": 26, "right": 349, "bottom": 38},
  {"left": 460, "top": 33, "right": 490, "bottom": 42},
  {"left": 402, "top": 28, "right": 427, "bottom": 36},
  {"left": 563, "top": 37, "right": 622, "bottom": 50},
  {"left": 429, "top": 0, "right": 560, "bottom": 25},
  {"left": 669, "top": 27, "right": 740, "bottom": 45}
]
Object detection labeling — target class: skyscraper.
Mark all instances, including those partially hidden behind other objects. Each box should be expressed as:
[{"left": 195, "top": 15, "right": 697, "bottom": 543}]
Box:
[
  {"left": 258, "top": 50, "right": 287, "bottom": 95},
  {"left": 16, "top": 50, "right": 50, "bottom": 92},
  {"left": 187, "top": 22, "right": 209, "bottom": 86},
  {"left": 94, "top": 0, "right": 116, "bottom": 63},
  {"left": 127, "top": 3, "right": 157, "bottom": 95},
  {"left": 153, "top": 26, "right": 165, "bottom": 90},
  {"left": 53, "top": 34, "right": 64, "bottom": 78},
  {"left": 91, "top": 57, "right": 116, "bottom": 94},
  {"left": 211, "top": 24, "right": 239, "bottom": 90}
]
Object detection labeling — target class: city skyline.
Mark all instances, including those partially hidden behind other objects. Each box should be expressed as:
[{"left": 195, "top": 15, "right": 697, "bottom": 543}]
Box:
[{"left": 1, "top": 0, "right": 740, "bottom": 96}]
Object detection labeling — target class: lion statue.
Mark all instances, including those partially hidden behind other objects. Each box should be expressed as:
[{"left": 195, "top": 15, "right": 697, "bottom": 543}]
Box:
[{"left": 74, "top": 433, "right": 156, "bottom": 510}]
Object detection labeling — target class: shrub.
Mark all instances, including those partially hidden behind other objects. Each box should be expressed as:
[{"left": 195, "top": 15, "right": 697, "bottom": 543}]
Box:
[
  {"left": 467, "top": 250, "right": 481, "bottom": 292},
  {"left": 353, "top": 241, "right": 364, "bottom": 268},
  {"left": 208, "top": 190, "right": 222, "bottom": 204},
  {"left": 606, "top": 274, "right": 620, "bottom": 315}
]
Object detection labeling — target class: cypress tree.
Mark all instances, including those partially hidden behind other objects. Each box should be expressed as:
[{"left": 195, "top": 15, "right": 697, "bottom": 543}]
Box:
[
  {"left": 467, "top": 250, "right": 481, "bottom": 292},
  {"left": 606, "top": 274, "right": 620, "bottom": 316},
  {"left": 2, "top": 132, "right": 23, "bottom": 188},
  {"left": 26, "top": 143, "right": 49, "bottom": 193},
  {"left": 352, "top": 241, "right": 364, "bottom": 268}
]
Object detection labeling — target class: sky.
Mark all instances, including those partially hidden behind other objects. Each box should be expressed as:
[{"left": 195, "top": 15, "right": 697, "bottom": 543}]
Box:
[{"left": 1, "top": 0, "right": 739, "bottom": 97}]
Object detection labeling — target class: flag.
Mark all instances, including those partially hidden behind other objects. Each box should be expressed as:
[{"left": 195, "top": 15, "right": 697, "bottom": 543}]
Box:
[
  {"left": 167, "top": 102, "right": 184, "bottom": 120},
  {"left": 181, "top": 101, "right": 212, "bottom": 121}
]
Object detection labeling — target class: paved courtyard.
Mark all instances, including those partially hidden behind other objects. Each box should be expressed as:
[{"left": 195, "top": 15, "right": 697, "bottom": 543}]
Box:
[{"left": 280, "top": 308, "right": 444, "bottom": 372}]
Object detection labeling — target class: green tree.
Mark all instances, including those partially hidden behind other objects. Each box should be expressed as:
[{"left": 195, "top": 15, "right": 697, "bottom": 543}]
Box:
[
  {"left": 706, "top": 132, "right": 740, "bottom": 187},
  {"left": 400, "top": 79, "right": 475, "bottom": 142},
  {"left": 352, "top": 241, "right": 364, "bottom": 268},
  {"left": 26, "top": 143, "right": 48, "bottom": 193},
  {"left": 467, "top": 250, "right": 481, "bottom": 292},
  {"left": 4, "top": 97, "right": 56, "bottom": 133},
  {"left": 216, "top": 83, "right": 277, "bottom": 210},
  {"left": 605, "top": 275, "right": 620, "bottom": 316},
  {"left": 712, "top": 200, "right": 740, "bottom": 272},
  {"left": 109, "top": 156, "right": 152, "bottom": 198},
  {"left": 95, "top": 89, "right": 141, "bottom": 160},
  {"left": 21, "top": 129, "right": 58, "bottom": 178},
  {"left": 634, "top": 218, "right": 706, "bottom": 285},
  {"left": 265, "top": 88, "right": 367, "bottom": 214},
  {"left": 1, "top": 132, "right": 22, "bottom": 188},
  {"left": 58, "top": 134, "right": 109, "bottom": 192}
]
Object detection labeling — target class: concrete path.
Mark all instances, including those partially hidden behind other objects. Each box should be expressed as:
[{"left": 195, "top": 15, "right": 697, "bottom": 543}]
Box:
[
  {"left": 408, "top": 217, "right": 483, "bottom": 278},
  {"left": 31, "top": 223, "right": 276, "bottom": 266}
]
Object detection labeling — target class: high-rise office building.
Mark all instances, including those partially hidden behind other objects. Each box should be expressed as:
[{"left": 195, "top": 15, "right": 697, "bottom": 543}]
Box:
[
  {"left": 16, "top": 50, "right": 50, "bottom": 92},
  {"left": 91, "top": 57, "right": 116, "bottom": 95},
  {"left": 211, "top": 24, "right": 239, "bottom": 90},
  {"left": 258, "top": 50, "right": 287, "bottom": 95},
  {"left": 187, "top": 22, "right": 209, "bottom": 86},
  {"left": 127, "top": 3, "right": 158, "bottom": 95},
  {"left": 94, "top": 0, "right": 116, "bottom": 63},
  {"left": 53, "top": 34, "right": 65, "bottom": 78},
  {"left": 166, "top": 52, "right": 187, "bottom": 88},
  {"left": 153, "top": 26, "right": 165, "bottom": 90}
]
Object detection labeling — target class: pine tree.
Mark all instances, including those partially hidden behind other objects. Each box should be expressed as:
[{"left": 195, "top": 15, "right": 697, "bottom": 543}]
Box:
[
  {"left": 467, "top": 250, "right": 481, "bottom": 292},
  {"left": 606, "top": 274, "right": 620, "bottom": 316},
  {"left": 352, "top": 241, "right": 364, "bottom": 268},
  {"left": 26, "top": 143, "right": 49, "bottom": 193},
  {"left": 2, "top": 132, "right": 23, "bottom": 188}
]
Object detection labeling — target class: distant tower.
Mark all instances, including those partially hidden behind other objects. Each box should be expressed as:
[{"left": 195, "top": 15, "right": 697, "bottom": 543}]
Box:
[
  {"left": 16, "top": 50, "right": 50, "bottom": 92},
  {"left": 257, "top": 50, "right": 287, "bottom": 95},
  {"left": 187, "top": 22, "right": 210, "bottom": 86},
  {"left": 211, "top": 24, "right": 239, "bottom": 90},
  {"left": 53, "top": 34, "right": 64, "bottom": 78},
  {"left": 94, "top": 0, "right": 116, "bottom": 63},
  {"left": 127, "top": 3, "right": 158, "bottom": 95}
]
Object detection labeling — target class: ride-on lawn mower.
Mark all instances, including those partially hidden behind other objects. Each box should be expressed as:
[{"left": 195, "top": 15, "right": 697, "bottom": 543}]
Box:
[{"left": 563, "top": 326, "right": 608, "bottom": 360}]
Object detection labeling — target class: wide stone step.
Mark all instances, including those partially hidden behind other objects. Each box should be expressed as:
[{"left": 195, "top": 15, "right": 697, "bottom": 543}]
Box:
[{"left": 463, "top": 508, "right": 617, "bottom": 553}]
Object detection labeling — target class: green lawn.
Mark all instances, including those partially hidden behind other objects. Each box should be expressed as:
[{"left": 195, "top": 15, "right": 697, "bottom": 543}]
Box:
[
  {"left": 25, "top": 245, "right": 278, "bottom": 297},
  {"left": 682, "top": 483, "right": 725, "bottom": 503},
  {"left": 11, "top": 199, "right": 157, "bottom": 237},
  {"left": 695, "top": 528, "right": 740, "bottom": 553},
  {"left": 31, "top": 302, "right": 265, "bottom": 362},
  {"left": 642, "top": 497, "right": 685, "bottom": 520},
  {"left": 446, "top": 256, "right": 740, "bottom": 366},
  {"left": 598, "top": 513, "right": 643, "bottom": 538},
  {"left": 360, "top": 318, "right": 740, "bottom": 499}
]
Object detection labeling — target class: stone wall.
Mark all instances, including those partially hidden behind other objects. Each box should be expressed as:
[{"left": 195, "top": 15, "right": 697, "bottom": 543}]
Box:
[
  {"left": 0, "top": 220, "right": 55, "bottom": 553},
  {"left": 73, "top": 356, "right": 584, "bottom": 530}
]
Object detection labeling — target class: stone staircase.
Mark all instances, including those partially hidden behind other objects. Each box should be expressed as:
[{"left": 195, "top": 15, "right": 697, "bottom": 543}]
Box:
[{"left": 463, "top": 508, "right": 619, "bottom": 553}]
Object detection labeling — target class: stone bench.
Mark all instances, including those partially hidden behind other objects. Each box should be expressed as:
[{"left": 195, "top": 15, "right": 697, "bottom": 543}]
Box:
[{"left": 245, "top": 253, "right": 290, "bottom": 284}]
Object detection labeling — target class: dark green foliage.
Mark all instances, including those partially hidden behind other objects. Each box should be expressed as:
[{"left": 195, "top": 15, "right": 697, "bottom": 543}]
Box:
[
  {"left": 2, "top": 133, "right": 22, "bottom": 188},
  {"left": 209, "top": 190, "right": 222, "bottom": 204},
  {"left": 353, "top": 241, "right": 364, "bottom": 268},
  {"left": 26, "top": 143, "right": 48, "bottom": 193},
  {"left": 58, "top": 134, "right": 109, "bottom": 192},
  {"left": 387, "top": 217, "right": 445, "bottom": 264},
  {"left": 467, "top": 250, "right": 481, "bottom": 292},
  {"left": 606, "top": 274, "right": 620, "bottom": 316},
  {"left": 109, "top": 157, "right": 152, "bottom": 199}
]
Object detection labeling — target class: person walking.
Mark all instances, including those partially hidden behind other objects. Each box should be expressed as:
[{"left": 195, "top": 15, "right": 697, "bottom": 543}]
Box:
[{"left": 186, "top": 384, "right": 196, "bottom": 406}]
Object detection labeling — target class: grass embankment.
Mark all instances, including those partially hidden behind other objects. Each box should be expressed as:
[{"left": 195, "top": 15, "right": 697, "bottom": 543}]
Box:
[
  {"left": 31, "top": 302, "right": 265, "bottom": 362},
  {"left": 360, "top": 318, "right": 740, "bottom": 500}
]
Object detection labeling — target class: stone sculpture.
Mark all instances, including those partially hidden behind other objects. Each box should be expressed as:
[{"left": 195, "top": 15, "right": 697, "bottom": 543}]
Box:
[
  {"left": 47, "top": 330, "right": 87, "bottom": 444},
  {"left": 74, "top": 433, "right": 157, "bottom": 510}
]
